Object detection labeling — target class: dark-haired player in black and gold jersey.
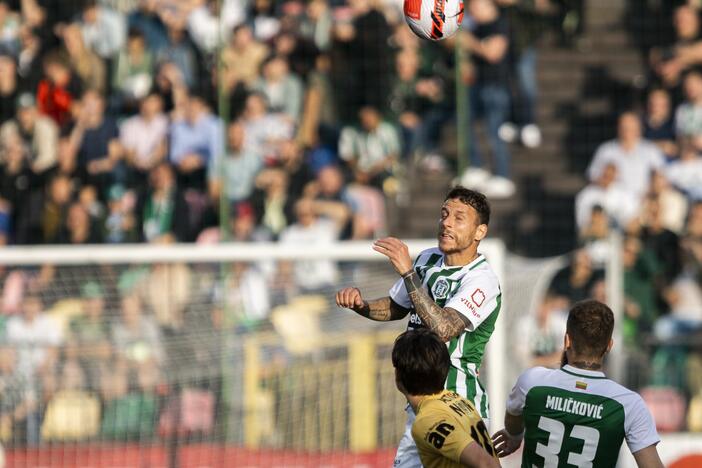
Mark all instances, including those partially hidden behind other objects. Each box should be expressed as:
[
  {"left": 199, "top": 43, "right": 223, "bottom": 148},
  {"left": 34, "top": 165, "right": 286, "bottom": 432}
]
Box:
[{"left": 392, "top": 329, "right": 500, "bottom": 468}]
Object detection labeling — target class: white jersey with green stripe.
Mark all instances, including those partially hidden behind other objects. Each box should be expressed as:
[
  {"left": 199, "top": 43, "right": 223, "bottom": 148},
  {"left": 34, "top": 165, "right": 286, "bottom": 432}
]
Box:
[
  {"left": 507, "top": 365, "right": 660, "bottom": 468},
  {"left": 389, "top": 248, "right": 502, "bottom": 419}
]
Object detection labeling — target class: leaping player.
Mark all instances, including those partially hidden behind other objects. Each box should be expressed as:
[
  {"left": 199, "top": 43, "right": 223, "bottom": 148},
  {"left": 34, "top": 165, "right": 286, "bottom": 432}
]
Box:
[{"left": 336, "top": 187, "right": 502, "bottom": 468}]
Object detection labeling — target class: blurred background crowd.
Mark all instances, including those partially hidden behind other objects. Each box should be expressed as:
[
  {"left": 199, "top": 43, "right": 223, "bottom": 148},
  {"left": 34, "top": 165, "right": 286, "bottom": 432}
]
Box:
[
  {"left": 0, "top": 0, "right": 700, "bottom": 450},
  {"left": 0, "top": 0, "right": 587, "bottom": 248}
]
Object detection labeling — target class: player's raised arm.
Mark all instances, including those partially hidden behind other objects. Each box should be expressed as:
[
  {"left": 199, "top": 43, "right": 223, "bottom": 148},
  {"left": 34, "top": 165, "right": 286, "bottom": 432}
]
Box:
[
  {"left": 335, "top": 287, "right": 410, "bottom": 321},
  {"left": 373, "top": 237, "right": 471, "bottom": 341}
]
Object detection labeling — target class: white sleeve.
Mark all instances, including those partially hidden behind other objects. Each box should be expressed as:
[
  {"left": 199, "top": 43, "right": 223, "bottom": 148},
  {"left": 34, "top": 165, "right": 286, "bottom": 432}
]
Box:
[
  {"left": 649, "top": 144, "right": 665, "bottom": 169},
  {"left": 506, "top": 369, "right": 536, "bottom": 416},
  {"left": 624, "top": 396, "right": 660, "bottom": 454},
  {"left": 388, "top": 277, "right": 412, "bottom": 309},
  {"left": 574, "top": 187, "right": 593, "bottom": 229},
  {"left": 338, "top": 127, "right": 357, "bottom": 162},
  {"left": 586, "top": 144, "right": 609, "bottom": 182},
  {"left": 444, "top": 273, "right": 500, "bottom": 331}
]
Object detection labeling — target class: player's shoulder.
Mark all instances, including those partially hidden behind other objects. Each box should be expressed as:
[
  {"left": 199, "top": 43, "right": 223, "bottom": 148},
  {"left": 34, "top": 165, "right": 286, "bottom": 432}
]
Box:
[
  {"left": 593, "top": 377, "right": 648, "bottom": 411},
  {"left": 460, "top": 254, "right": 501, "bottom": 288},
  {"left": 412, "top": 399, "right": 452, "bottom": 436},
  {"left": 517, "top": 366, "right": 559, "bottom": 390},
  {"left": 414, "top": 247, "right": 445, "bottom": 267}
]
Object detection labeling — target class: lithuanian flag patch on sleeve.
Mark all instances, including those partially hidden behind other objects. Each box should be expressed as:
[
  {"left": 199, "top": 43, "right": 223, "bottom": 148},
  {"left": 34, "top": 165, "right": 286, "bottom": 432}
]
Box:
[{"left": 575, "top": 381, "right": 588, "bottom": 390}]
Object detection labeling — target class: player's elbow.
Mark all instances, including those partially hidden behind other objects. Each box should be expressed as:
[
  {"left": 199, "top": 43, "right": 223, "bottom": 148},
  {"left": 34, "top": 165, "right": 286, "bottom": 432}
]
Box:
[{"left": 460, "top": 442, "right": 501, "bottom": 468}]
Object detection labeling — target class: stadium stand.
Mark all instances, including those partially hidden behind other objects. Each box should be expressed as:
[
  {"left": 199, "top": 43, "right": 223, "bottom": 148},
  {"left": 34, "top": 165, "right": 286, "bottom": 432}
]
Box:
[{"left": 0, "top": 0, "right": 701, "bottom": 467}]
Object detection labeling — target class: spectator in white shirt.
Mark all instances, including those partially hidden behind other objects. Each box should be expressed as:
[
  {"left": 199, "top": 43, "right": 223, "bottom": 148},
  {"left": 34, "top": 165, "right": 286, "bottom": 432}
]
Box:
[
  {"left": 78, "top": 0, "right": 126, "bottom": 59},
  {"left": 241, "top": 92, "right": 293, "bottom": 164},
  {"left": 676, "top": 71, "right": 702, "bottom": 151},
  {"left": 278, "top": 198, "right": 340, "bottom": 293},
  {"left": 575, "top": 163, "right": 639, "bottom": 231},
  {"left": 253, "top": 55, "right": 304, "bottom": 122},
  {"left": 6, "top": 294, "right": 62, "bottom": 378},
  {"left": 587, "top": 111, "right": 665, "bottom": 198},
  {"left": 516, "top": 293, "right": 569, "bottom": 369},
  {"left": 120, "top": 93, "right": 168, "bottom": 190},
  {"left": 650, "top": 170, "right": 688, "bottom": 234},
  {"left": 208, "top": 120, "right": 263, "bottom": 205},
  {"left": 339, "top": 105, "right": 400, "bottom": 190},
  {"left": 187, "top": 0, "right": 244, "bottom": 54},
  {"left": 665, "top": 137, "right": 702, "bottom": 199}
]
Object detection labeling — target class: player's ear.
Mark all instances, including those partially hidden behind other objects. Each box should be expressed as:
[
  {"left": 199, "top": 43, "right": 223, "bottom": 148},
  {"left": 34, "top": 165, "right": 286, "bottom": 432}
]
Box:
[
  {"left": 563, "top": 333, "right": 571, "bottom": 350},
  {"left": 605, "top": 339, "right": 613, "bottom": 354},
  {"left": 474, "top": 224, "right": 487, "bottom": 242}
]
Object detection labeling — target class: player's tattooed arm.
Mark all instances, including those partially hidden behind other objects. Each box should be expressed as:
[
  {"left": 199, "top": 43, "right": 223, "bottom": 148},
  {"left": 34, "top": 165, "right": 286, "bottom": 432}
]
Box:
[
  {"left": 358, "top": 297, "right": 410, "bottom": 322},
  {"left": 336, "top": 287, "right": 409, "bottom": 321},
  {"left": 403, "top": 270, "right": 470, "bottom": 342}
]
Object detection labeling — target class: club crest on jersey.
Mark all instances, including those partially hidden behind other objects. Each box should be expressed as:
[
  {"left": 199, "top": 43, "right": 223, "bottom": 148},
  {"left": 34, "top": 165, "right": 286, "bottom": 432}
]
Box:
[{"left": 432, "top": 278, "right": 450, "bottom": 299}]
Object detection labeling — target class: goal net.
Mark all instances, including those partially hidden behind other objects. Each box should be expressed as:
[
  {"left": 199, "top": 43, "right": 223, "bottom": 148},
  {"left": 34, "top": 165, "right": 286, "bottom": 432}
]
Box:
[{"left": 0, "top": 240, "right": 509, "bottom": 468}]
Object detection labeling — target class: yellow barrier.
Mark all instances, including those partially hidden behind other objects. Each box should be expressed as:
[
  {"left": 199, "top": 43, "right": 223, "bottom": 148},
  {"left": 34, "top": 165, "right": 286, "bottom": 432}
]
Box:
[{"left": 242, "top": 330, "right": 405, "bottom": 451}]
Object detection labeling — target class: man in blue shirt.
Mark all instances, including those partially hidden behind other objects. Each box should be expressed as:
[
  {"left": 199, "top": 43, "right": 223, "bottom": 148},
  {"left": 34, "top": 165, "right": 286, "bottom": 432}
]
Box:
[{"left": 169, "top": 93, "right": 223, "bottom": 192}]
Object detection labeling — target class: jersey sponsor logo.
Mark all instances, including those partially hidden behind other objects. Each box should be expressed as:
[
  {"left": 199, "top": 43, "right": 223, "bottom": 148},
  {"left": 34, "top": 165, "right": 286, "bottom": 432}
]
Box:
[
  {"left": 545, "top": 395, "right": 603, "bottom": 419},
  {"left": 575, "top": 381, "right": 588, "bottom": 390},
  {"left": 471, "top": 289, "right": 485, "bottom": 307},
  {"left": 408, "top": 313, "right": 424, "bottom": 327},
  {"left": 432, "top": 277, "right": 450, "bottom": 300},
  {"left": 427, "top": 421, "right": 455, "bottom": 449},
  {"left": 460, "top": 297, "right": 481, "bottom": 318}
]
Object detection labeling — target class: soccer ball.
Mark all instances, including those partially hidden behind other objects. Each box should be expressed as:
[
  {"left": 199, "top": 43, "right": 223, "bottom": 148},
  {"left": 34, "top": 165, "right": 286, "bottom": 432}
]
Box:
[{"left": 403, "top": 0, "right": 464, "bottom": 41}]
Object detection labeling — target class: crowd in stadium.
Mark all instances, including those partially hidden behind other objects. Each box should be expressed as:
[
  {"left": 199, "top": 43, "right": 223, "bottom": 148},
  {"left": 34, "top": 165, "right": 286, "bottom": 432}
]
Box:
[
  {"left": 0, "top": 0, "right": 588, "bottom": 247},
  {"left": 520, "top": 2, "right": 702, "bottom": 432},
  {"left": 0, "top": 0, "right": 700, "bottom": 447}
]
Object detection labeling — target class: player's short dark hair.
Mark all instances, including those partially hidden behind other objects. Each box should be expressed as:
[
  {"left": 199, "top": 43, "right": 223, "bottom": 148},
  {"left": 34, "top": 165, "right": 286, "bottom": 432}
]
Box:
[
  {"left": 392, "top": 329, "right": 450, "bottom": 395},
  {"left": 445, "top": 186, "right": 490, "bottom": 225},
  {"left": 566, "top": 300, "right": 614, "bottom": 359}
]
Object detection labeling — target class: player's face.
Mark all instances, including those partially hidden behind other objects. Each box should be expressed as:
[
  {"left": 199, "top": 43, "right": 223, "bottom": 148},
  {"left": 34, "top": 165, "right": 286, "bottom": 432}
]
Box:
[{"left": 438, "top": 199, "right": 483, "bottom": 254}]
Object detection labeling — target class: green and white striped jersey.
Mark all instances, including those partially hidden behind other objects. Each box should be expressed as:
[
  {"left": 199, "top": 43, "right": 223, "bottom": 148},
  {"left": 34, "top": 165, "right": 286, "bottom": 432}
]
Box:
[
  {"left": 389, "top": 248, "right": 502, "bottom": 419},
  {"left": 507, "top": 365, "right": 660, "bottom": 468}
]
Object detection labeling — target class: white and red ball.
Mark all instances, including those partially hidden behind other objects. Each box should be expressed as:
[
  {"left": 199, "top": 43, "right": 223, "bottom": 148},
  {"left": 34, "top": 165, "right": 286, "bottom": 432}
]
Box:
[{"left": 403, "top": 0, "right": 464, "bottom": 41}]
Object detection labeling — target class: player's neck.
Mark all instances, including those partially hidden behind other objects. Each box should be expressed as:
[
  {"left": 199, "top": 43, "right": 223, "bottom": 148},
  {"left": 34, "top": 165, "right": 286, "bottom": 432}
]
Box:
[
  {"left": 406, "top": 393, "right": 439, "bottom": 413},
  {"left": 406, "top": 394, "right": 424, "bottom": 413},
  {"left": 444, "top": 248, "right": 480, "bottom": 267},
  {"left": 565, "top": 353, "right": 604, "bottom": 371}
]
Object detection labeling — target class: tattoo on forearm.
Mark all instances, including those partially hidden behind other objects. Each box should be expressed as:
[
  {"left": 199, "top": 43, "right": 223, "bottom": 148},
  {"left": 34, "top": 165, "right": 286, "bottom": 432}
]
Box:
[
  {"left": 403, "top": 271, "right": 468, "bottom": 341},
  {"left": 357, "top": 297, "right": 408, "bottom": 322}
]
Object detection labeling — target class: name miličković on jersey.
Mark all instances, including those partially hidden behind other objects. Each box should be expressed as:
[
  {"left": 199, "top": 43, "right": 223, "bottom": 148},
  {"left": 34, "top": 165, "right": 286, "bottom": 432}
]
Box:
[{"left": 506, "top": 365, "right": 660, "bottom": 468}]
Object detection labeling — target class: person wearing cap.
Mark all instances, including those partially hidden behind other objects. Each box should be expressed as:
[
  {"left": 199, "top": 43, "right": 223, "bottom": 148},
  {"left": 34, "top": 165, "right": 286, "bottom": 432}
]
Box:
[{"left": 0, "top": 92, "right": 58, "bottom": 172}]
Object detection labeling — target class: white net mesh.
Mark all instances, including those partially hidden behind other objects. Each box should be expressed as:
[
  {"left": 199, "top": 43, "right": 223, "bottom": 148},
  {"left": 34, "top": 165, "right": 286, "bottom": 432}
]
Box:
[{"left": 1, "top": 241, "right": 484, "bottom": 467}]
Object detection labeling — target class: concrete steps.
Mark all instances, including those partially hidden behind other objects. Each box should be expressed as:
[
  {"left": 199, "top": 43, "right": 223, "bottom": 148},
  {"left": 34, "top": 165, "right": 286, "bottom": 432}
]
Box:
[{"left": 402, "top": 0, "right": 644, "bottom": 255}]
